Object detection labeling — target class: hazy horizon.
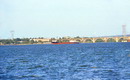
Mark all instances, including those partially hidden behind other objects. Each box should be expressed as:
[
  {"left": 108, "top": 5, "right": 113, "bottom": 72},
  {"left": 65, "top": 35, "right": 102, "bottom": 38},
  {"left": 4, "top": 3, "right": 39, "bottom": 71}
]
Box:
[{"left": 0, "top": 0, "right": 130, "bottom": 39}]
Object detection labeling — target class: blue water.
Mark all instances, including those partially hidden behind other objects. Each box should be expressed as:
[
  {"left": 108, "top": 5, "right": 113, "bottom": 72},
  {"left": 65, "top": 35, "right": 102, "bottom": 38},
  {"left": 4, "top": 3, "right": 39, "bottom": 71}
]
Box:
[{"left": 0, "top": 43, "right": 130, "bottom": 80}]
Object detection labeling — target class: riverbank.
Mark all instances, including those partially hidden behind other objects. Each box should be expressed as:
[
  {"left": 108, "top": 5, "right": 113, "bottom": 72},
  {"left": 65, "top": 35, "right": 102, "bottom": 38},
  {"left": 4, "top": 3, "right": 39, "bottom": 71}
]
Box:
[
  {"left": 1, "top": 42, "right": 130, "bottom": 46},
  {"left": 0, "top": 43, "right": 52, "bottom": 46}
]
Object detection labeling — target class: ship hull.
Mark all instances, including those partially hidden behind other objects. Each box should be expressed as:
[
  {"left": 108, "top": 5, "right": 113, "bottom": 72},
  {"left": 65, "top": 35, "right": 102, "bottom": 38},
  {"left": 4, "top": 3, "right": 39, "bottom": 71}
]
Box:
[{"left": 51, "top": 42, "right": 79, "bottom": 44}]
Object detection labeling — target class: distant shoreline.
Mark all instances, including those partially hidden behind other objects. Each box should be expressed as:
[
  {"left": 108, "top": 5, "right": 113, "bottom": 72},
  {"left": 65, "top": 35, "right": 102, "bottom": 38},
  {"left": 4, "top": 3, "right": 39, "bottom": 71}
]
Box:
[
  {"left": 0, "top": 43, "right": 52, "bottom": 46},
  {"left": 1, "top": 42, "right": 130, "bottom": 46}
]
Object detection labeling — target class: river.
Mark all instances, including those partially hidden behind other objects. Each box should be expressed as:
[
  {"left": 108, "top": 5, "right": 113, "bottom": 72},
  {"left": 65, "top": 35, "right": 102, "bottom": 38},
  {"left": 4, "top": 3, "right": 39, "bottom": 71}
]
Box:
[{"left": 0, "top": 42, "right": 130, "bottom": 80}]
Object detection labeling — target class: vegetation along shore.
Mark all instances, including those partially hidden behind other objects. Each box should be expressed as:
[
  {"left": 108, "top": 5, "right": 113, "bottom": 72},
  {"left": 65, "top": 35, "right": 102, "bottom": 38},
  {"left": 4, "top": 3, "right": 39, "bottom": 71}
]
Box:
[{"left": 0, "top": 36, "right": 130, "bottom": 45}]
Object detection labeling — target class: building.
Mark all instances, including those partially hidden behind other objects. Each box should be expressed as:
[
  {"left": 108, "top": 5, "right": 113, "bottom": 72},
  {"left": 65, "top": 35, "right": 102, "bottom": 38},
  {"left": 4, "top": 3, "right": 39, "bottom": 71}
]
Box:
[{"left": 33, "top": 38, "right": 50, "bottom": 42}]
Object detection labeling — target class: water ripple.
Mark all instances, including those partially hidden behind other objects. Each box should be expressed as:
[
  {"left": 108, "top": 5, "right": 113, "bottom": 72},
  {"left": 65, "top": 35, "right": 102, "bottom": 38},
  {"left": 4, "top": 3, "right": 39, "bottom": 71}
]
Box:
[{"left": 0, "top": 43, "right": 130, "bottom": 80}]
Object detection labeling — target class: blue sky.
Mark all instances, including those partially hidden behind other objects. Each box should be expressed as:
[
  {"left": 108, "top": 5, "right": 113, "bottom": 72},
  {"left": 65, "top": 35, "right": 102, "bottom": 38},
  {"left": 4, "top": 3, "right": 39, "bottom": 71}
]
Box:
[{"left": 0, "top": 0, "right": 130, "bottom": 39}]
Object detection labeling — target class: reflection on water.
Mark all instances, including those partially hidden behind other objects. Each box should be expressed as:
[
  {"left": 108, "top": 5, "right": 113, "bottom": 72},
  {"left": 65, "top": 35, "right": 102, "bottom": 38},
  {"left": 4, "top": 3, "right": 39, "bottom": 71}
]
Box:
[{"left": 0, "top": 42, "right": 130, "bottom": 80}]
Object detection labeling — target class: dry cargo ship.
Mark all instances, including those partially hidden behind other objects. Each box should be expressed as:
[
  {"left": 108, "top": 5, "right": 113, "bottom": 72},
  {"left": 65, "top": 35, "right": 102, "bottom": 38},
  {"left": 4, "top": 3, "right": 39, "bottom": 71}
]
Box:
[{"left": 51, "top": 41, "right": 79, "bottom": 44}]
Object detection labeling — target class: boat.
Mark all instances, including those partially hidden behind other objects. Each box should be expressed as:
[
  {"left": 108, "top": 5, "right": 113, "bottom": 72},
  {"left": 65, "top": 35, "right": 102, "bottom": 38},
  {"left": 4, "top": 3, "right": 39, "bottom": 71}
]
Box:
[
  {"left": 127, "top": 39, "right": 130, "bottom": 42},
  {"left": 51, "top": 41, "right": 79, "bottom": 44}
]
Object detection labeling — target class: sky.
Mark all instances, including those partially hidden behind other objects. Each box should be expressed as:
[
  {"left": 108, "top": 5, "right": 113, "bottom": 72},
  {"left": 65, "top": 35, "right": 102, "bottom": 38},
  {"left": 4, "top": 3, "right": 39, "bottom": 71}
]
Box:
[{"left": 0, "top": 0, "right": 130, "bottom": 39}]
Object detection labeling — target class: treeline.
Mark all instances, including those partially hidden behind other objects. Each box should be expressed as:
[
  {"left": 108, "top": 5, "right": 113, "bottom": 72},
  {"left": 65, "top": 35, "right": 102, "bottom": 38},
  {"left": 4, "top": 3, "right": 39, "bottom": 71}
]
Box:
[{"left": 0, "top": 38, "right": 35, "bottom": 45}]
